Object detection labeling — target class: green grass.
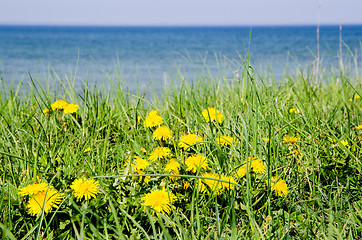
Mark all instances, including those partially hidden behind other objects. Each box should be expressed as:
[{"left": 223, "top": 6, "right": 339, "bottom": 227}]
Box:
[{"left": 0, "top": 61, "right": 361, "bottom": 239}]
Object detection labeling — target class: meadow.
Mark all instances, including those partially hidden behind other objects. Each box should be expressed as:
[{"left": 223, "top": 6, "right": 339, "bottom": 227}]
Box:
[{"left": 0, "top": 60, "right": 361, "bottom": 239}]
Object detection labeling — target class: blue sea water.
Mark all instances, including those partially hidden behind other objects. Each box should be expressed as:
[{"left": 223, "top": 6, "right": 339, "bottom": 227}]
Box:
[{"left": 0, "top": 25, "right": 361, "bottom": 92}]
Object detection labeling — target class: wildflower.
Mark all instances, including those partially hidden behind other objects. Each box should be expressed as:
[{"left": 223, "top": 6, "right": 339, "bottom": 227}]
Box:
[
  {"left": 153, "top": 126, "right": 172, "bottom": 141},
  {"left": 133, "top": 156, "right": 150, "bottom": 170},
  {"left": 179, "top": 134, "right": 203, "bottom": 150},
  {"left": 64, "top": 103, "right": 79, "bottom": 114},
  {"left": 164, "top": 159, "right": 180, "bottom": 180},
  {"left": 137, "top": 116, "right": 142, "bottom": 124},
  {"left": 26, "top": 187, "right": 63, "bottom": 216},
  {"left": 216, "top": 136, "right": 235, "bottom": 146},
  {"left": 84, "top": 147, "right": 91, "bottom": 153},
  {"left": 251, "top": 158, "right": 266, "bottom": 174},
  {"left": 70, "top": 177, "right": 100, "bottom": 201},
  {"left": 289, "top": 108, "right": 300, "bottom": 114},
  {"left": 283, "top": 135, "right": 299, "bottom": 144},
  {"left": 183, "top": 180, "right": 190, "bottom": 190},
  {"left": 18, "top": 182, "right": 49, "bottom": 197},
  {"left": 51, "top": 99, "right": 69, "bottom": 111},
  {"left": 340, "top": 140, "right": 349, "bottom": 147},
  {"left": 43, "top": 108, "right": 50, "bottom": 113},
  {"left": 262, "top": 137, "right": 270, "bottom": 143},
  {"left": 235, "top": 166, "right": 247, "bottom": 178},
  {"left": 219, "top": 174, "right": 237, "bottom": 190},
  {"left": 199, "top": 173, "right": 223, "bottom": 194},
  {"left": 348, "top": 95, "right": 360, "bottom": 102},
  {"left": 142, "top": 189, "right": 176, "bottom": 215},
  {"left": 202, "top": 107, "right": 224, "bottom": 124},
  {"left": 266, "top": 176, "right": 288, "bottom": 197},
  {"left": 149, "top": 147, "right": 171, "bottom": 161},
  {"left": 356, "top": 124, "right": 362, "bottom": 130},
  {"left": 144, "top": 110, "right": 164, "bottom": 128},
  {"left": 185, "top": 154, "right": 208, "bottom": 173}
]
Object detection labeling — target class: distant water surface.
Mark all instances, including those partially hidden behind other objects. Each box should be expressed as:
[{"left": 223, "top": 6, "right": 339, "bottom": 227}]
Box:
[{"left": 0, "top": 25, "right": 361, "bottom": 92}]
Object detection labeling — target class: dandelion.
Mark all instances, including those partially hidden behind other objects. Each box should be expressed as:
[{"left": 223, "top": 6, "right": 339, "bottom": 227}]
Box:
[
  {"left": 133, "top": 156, "right": 150, "bottom": 170},
  {"left": 25, "top": 187, "right": 63, "bottom": 216},
  {"left": 262, "top": 137, "right": 270, "bottom": 143},
  {"left": 51, "top": 99, "right": 69, "bottom": 111},
  {"left": 283, "top": 135, "right": 299, "bottom": 144},
  {"left": 340, "top": 140, "right": 349, "bottom": 147},
  {"left": 164, "top": 159, "right": 180, "bottom": 180},
  {"left": 144, "top": 110, "right": 164, "bottom": 128},
  {"left": 153, "top": 126, "right": 172, "bottom": 141},
  {"left": 70, "top": 177, "right": 100, "bottom": 201},
  {"left": 183, "top": 180, "right": 190, "bottom": 190},
  {"left": 216, "top": 136, "right": 235, "bottom": 146},
  {"left": 235, "top": 166, "right": 247, "bottom": 178},
  {"left": 251, "top": 158, "right": 266, "bottom": 174},
  {"left": 84, "top": 147, "right": 91, "bottom": 153},
  {"left": 164, "top": 159, "right": 180, "bottom": 174},
  {"left": 137, "top": 116, "right": 142, "bottom": 124},
  {"left": 219, "top": 174, "right": 237, "bottom": 190},
  {"left": 179, "top": 134, "right": 203, "bottom": 150},
  {"left": 356, "top": 124, "right": 362, "bottom": 130},
  {"left": 202, "top": 107, "right": 224, "bottom": 124},
  {"left": 149, "top": 147, "right": 171, "bottom": 161},
  {"left": 185, "top": 154, "right": 208, "bottom": 173},
  {"left": 142, "top": 189, "right": 176, "bottom": 215},
  {"left": 64, "top": 103, "right": 79, "bottom": 114},
  {"left": 289, "top": 108, "right": 300, "bottom": 114},
  {"left": 18, "top": 182, "right": 49, "bottom": 197},
  {"left": 348, "top": 95, "right": 360, "bottom": 102},
  {"left": 199, "top": 173, "right": 223, "bottom": 194},
  {"left": 43, "top": 108, "right": 50, "bottom": 113},
  {"left": 266, "top": 176, "right": 288, "bottom": 197}
]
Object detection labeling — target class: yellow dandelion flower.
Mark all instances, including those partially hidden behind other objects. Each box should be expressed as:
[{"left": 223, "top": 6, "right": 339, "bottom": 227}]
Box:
[
  {"left": 235, "top": 166, "right": 247, "bottom": 178},
  {"left": 43, "top": 108, "right": 50, "bottom": 113},
  {"left": 26, "top": 187, "right": 63, "bottom": 216},
  {"left": 179, "top": 134, "right": 203, "bottom": 150},
  {"left": 251, "top": 158, "right": 266, "bottom": 174},
  {"left": 356, "top": 124, "right": 362, "bottom": 130},
  {"left": 219, "top": 174, "right": 237, "bottom": 190},
  {"left": 70, "top": 177, "right": 100, "bottom": 201},
  {"left": 51, "top": 99, "right": 69, "bottom": 111},
  {"left": 216, "top": 136, "right": 235, "bottom": 146},
  {"left": 84, "top": 147, "right": 91, "bottom": 153},
  {"left": 202, "top": 107, "right": 224, "bottom": 124},
  {"left": 18, "top": 182, "right": 49, "bottom": 197},
  {"left": 164, "top": 159, "right": 180, "bottom": 173},
  {"left": 340, "top": 140, "right": 349, "bottom": 147},
  {"left": 137, "top": 116, "right": 142, "bottom": 124},
  {"left": 64, "top": 103, "right": 79, "bottom": 114},
  {"left": 153, "top": 126, "right": 172, "bottom": 141},
  {"left": 133, "top": 156, "right": 150, "bottom": 170},
  {"left": 142, "top": 189, "right": 176, "bottom": 215},
  {"left": 283, "top": 135, "right": 299, "bottom": 144},
  {"left": 356, "top": 95, "right": 361, "bottom": 99},
  {"left": 144, "top": 110, "right": 164, "bottom": 128},
  {"left": 164, "top": 159, "right": 180, "bottom": 180},
  {"left": 185, "top": 154, "right": 208, "bottom": 173},
  {"left": 289, "top": 108, "right": 300, "bottom": 114},
  {"left": 183, "top": 180, "right": 190, "bottom": 190},
  {"left": 149, "top": 147, "right": 171, "bottom": 161},
  {"left": 199, "top": 173, "right": 223, "bottom": 194},
  {"left": 262, "top": 137, "right": 270, "bottom": 143},
  {"left": 266, "top": 176, "right": 288, "bottom": 197}
]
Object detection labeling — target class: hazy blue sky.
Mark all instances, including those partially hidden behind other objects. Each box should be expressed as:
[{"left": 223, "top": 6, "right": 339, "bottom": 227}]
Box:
[{"left": 0, "top": 0, "right": 361, "bottom": 26}]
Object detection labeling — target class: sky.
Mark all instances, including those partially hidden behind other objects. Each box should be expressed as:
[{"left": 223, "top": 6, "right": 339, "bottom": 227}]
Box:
[{"left": 0, "top": 0, "right": 362, "bottom": 26}]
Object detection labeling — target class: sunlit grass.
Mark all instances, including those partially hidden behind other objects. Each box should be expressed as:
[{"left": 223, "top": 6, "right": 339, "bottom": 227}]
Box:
[{"left": 0, "top": 62, "right": 361, "bottom": 239}]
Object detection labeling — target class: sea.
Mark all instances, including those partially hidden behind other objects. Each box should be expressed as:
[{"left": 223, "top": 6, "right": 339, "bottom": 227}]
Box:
[{"left": 0, "top": 25, "right": 361, "bottom": 93}]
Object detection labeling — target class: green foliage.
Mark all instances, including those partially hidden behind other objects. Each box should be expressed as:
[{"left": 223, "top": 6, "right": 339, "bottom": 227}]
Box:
[{"left": 0, "top": 63, "right": 361, "bottom": 239}]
